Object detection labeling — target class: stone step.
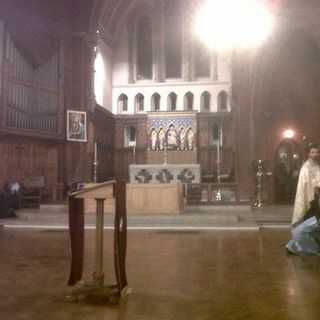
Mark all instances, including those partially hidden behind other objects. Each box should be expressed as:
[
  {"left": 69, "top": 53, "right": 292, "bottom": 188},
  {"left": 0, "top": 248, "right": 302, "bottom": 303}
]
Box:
[{"left": 185, "top": 205, "right": 251, "bottom": 214}]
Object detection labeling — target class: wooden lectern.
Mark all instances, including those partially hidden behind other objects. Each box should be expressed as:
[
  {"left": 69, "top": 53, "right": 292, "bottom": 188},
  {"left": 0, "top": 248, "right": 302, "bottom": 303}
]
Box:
[{"left": 67, "top": 180, "right": 129, "bottom": 304}]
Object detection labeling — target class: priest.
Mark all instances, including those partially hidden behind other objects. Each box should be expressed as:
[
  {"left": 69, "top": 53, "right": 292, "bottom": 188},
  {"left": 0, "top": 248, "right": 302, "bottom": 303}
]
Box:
[{"left": 292, "top": 143, "right": 320, "bottom": 226}]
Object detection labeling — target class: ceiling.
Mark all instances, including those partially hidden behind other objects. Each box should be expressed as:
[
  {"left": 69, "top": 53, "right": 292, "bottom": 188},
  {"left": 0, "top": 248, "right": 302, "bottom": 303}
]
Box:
[
  {"left": 0, "top": 0, "right": 73, "bottom": 66},
  {"left": 1, "top": 0, "right": 320, "bottom": 67}
]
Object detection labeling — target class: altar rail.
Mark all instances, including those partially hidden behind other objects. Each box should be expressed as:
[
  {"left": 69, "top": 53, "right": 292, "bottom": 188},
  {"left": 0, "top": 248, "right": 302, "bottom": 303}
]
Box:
[{"left": 186, "top": 183, "right": 239, "bottom": 205}]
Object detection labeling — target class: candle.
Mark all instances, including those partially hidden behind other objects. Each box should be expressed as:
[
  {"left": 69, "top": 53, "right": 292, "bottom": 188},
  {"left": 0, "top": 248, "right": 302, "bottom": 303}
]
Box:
[{"left": 94, "top": 142, "right": 97, "bottom": 163}]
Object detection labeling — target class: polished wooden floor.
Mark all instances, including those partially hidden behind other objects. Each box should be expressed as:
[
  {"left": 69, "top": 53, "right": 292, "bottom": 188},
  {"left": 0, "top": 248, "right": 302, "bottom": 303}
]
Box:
[{"left": 0, "top": 228, "right": 320, "bottom": 319}]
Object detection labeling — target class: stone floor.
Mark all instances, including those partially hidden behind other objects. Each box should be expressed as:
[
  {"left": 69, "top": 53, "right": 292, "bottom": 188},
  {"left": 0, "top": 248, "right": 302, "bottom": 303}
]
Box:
[
  {"left": 0, "top": 206, "right": 320, "bottom": 320},
  {"left": 0, "top": 204, "right": 293, "bottom": 230},
  {"left": 1, "top": 227, "right": 320, "bottom": 320}
]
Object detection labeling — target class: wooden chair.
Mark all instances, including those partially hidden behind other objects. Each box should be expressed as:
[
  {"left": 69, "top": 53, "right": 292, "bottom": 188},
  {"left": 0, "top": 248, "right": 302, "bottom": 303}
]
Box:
[{"left": 20, "top": 176, "right": 45, "bottom": 208}]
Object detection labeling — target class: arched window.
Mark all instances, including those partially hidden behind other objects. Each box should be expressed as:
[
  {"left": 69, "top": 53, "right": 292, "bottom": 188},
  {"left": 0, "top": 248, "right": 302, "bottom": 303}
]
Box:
[
  {"left": 212, "top": 123, "right": 220, "bottom": 142},
  {"left": 165, "top": 0, "right": 182, "bottom": 78},
  {"left": 151, "top": 93, "right": 161, "bottom": 111},
  {"left": 201, "top": 91, "right": 211, "bottom": 111},
  {"left": 184, "top": 92, "right": 194, "bottom": 111},
  {"left": 94, "top": 51, "right": 105, "bottom": 106},
  {"left": 218, "top": 91, "right": 228, "bottom": 111},
  {"left": 194, "top": 39, "right": 210, "bottom": 78},
  {"left": 124, "top": 126, "right": 136, "bottom": 147},
  {"left": 135, "top": 93, "right": 144, "bottom": 112},
  {"left": 118, "top": 94, "right": 128, "bottom": 113},
  {"left": 168, "top": 93, "right": 177, "bottom": 111},
  {"left": 137, "top": 16, "right": 153, "bottom": 80}
]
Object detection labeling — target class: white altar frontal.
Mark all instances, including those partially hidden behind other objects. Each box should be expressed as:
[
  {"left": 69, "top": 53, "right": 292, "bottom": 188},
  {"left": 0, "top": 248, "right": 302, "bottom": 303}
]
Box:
[{"left": 129, "top": 164, "right": 201, "bottom": 184}]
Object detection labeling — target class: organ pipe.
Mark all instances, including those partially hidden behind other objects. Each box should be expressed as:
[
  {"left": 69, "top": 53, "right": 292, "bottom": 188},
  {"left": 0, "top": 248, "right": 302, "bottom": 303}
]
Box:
[{"left": 1, "top": 26, "right": 60, "bottom": 132}]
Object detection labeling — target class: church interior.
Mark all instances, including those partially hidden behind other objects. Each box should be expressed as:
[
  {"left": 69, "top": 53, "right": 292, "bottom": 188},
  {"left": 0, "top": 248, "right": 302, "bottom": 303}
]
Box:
[{"left": 1, "top": 0, "right": 320, "bottom": 319}]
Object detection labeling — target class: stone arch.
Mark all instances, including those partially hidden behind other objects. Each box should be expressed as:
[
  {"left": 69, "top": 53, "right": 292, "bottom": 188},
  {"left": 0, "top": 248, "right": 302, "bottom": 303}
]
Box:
[
  {"left": 167, "top": 92, "right": 178, "bottom": 111},
  {"left": 151, "top": 93, "right": 161, "bottom": 111},
  {"left": 184, "top": 92, "right": 194, "bottom": 111},
  {"left": 135, "top": 93, "right": 144, "bottom": 112},
  {"left": 201, "top": 91, "right": 211, "bottom": 111},
  {"left": 118, "top": 94, "right": 128, "bottom": 113},
  {"left": 136, "top": 15, "right": 153, "bottom": 80},
  {"left": 217, "top": 91, "right": 228, "bottom": 111}
]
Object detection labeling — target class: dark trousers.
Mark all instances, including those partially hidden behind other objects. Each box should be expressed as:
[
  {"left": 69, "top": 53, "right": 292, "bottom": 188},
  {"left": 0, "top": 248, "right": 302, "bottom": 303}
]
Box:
[{"left": 0, "top": 192, "right": 16, "bottom": 218}]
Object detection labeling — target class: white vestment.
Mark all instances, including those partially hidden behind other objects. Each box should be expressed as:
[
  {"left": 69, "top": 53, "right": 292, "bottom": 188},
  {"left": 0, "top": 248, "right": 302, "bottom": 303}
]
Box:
[{"left": 292, "top": 159, "right": 320, "bottom": 225}]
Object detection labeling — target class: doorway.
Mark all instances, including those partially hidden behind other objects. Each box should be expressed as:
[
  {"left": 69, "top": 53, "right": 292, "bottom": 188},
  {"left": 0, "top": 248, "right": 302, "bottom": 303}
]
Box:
[{"left": 274, "top": 140, "right": 302, "bottom": 204}]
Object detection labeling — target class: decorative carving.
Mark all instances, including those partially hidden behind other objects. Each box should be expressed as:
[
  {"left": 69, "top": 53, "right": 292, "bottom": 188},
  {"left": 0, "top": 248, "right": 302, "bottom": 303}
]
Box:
[
  {"left": 177, "top": 169, "right": 195, "bottom": 183},
  {"left": 147, "top": 115, "right": 197, "bottom": 152},
  {"left": 156, "top": 169, "right": 174, "bottom": 184},
  {"left": 187, "top": 128, "right": 194, "bottom": 150},
  {"left": 167, "top": 124, "right": 178, "bottom": 150},
  {"left": 150, "top": 128, "right": 158, "bottom": 151},
  {"left": 135, "top": 169, "right": 153, "bottom": 184},
  {"left": 158, "top": 128, "right": 165, "bottom": 151},
  {"left": 179, "top": 127, "right": 186, "bottom": 150},
  {"left": 130, "top": 164, "right": 201, "bottom": 184}
]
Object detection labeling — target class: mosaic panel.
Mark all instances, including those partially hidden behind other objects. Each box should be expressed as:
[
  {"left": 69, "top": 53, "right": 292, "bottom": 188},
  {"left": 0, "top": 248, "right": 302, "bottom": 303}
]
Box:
[{"left": 148, "top": 115, "right": 197, "bottom": 151}]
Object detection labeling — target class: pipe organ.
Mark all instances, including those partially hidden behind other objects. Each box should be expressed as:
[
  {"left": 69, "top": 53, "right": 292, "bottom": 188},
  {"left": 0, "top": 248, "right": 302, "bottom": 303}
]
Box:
[{"left": 1, "top": 24, "right": 60, "bottom": 133}]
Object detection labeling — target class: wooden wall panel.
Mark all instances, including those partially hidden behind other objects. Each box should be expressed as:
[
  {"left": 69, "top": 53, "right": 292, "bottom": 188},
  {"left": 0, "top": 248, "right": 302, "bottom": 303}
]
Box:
[
  {"left": 0, "top": 137, "right": 62, "bottom": 197},
  {"left": 93, "top": 106, "right": 115, "bottom": 182}
]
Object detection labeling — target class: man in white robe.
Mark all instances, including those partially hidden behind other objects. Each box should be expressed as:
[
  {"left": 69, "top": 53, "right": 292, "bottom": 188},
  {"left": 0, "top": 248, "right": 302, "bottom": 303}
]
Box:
[{"left": 292, "top": 145, "right": 320, "bottom": 226}]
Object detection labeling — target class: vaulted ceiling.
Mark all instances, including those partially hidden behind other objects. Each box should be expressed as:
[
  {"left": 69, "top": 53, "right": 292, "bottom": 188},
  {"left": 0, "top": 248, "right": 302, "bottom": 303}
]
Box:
[
  {"left": 0, "top": 0, "right": 73, "bottom": 66},
  {"left": 0, "top": 0, "right": 135, "bottom": 66},
  {"left": 1, "top": 0, "right": 320, "bottom": 67}
]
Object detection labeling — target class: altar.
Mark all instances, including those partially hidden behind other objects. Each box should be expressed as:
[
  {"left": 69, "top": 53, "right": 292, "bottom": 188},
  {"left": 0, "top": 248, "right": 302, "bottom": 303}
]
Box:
[
  {"left": 127, "top": 183, "right": 184, "bottom": 215},
  {"left": 127, "top": 164, "right": 200, "bottom": 215},
  {"left": 129, "top": 164, "right": 201, "bottom": 184}
]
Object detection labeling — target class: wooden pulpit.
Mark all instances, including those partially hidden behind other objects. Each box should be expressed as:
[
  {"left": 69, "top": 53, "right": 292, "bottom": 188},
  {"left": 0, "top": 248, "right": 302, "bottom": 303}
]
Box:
[{"left": 67, "top": 180, "right": 129, "bottom": 304}]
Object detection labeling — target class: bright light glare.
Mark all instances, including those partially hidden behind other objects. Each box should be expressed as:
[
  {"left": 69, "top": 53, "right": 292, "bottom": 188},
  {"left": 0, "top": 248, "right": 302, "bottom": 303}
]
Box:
[
  {"left": 283, "top": 129, "right": 295, "bottom": 139},
  {"left": 94, "top": 52, "right": 105, "bottom": 106},
  {"left": 194, "top": 0, "right": 275, "bottom": 50}
]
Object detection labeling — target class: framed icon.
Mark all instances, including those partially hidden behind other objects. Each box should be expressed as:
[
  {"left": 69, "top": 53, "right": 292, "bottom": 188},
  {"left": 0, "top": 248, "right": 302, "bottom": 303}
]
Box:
[{"left": 67, "top": 110, "right": 87, "bottom": 142}]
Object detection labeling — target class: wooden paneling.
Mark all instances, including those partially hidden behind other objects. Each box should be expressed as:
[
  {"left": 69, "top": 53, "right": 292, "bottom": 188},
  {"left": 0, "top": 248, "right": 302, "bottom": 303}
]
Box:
[
  {"left": 0, "top": 136, "right": 62, "bottom": 199},
  {"left": 93, "top": 106, "right": 115, "bottom": 182}
]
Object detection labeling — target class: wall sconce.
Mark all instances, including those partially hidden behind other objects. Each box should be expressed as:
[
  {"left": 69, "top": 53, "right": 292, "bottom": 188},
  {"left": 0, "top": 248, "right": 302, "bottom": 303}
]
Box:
[{"left": 283, "top": 129, "right": 295, "bottom": 139}]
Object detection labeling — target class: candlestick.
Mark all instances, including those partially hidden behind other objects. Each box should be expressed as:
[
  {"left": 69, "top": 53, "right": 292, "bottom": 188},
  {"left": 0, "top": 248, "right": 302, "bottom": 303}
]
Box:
[
  {"left": 133, "top": 146, "right": 136, "bottom": 164},
  {"left": 94, "top": 142, "right": 97, "bottom": 163},
  {"left": 217, "top": 141, "right": 221, "bottom": 184},
  {"left": 93, "top": 142, "right": 98, "bottom": 183}
]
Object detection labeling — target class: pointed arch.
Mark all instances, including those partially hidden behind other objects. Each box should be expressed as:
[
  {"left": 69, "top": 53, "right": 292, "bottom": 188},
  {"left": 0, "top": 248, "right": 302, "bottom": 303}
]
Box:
[
  {"left": 184, "top": 92, "right": 194, "bottom": 111},
  {"left": 151, "top": 93, "right": 161, "bottom": 111},
  {"left": 218, "top": 91, "right": 228, "bottom": 111},
  {"left": 212, "top": 123, "right": 220, "bottom": 141},
  {"left": 165, "top": 0, "right": 182, "bottom": 78},
  {"left": 135, "top": 93, "right": 144, "bottom": 112},
  {"left": 94, "top": 51, "right": 105, "bottom": 106},
  {"left": 124, "top": 126, "right": 136, "bottom": 147},
  {"left": 136, "top": 16, "right": 153, "bottom": 80},
  {"left": 118, "top": 94, "right": 128, "bottom": 113},
  {"left": 194, "top": 38, "right": 211, "bottom": 78},
  {"left": 201, "top": 91, "right": 211, "bottom": 111},
  {"left": 167, "top": 92, "right": 178, "bottom": 111}
]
